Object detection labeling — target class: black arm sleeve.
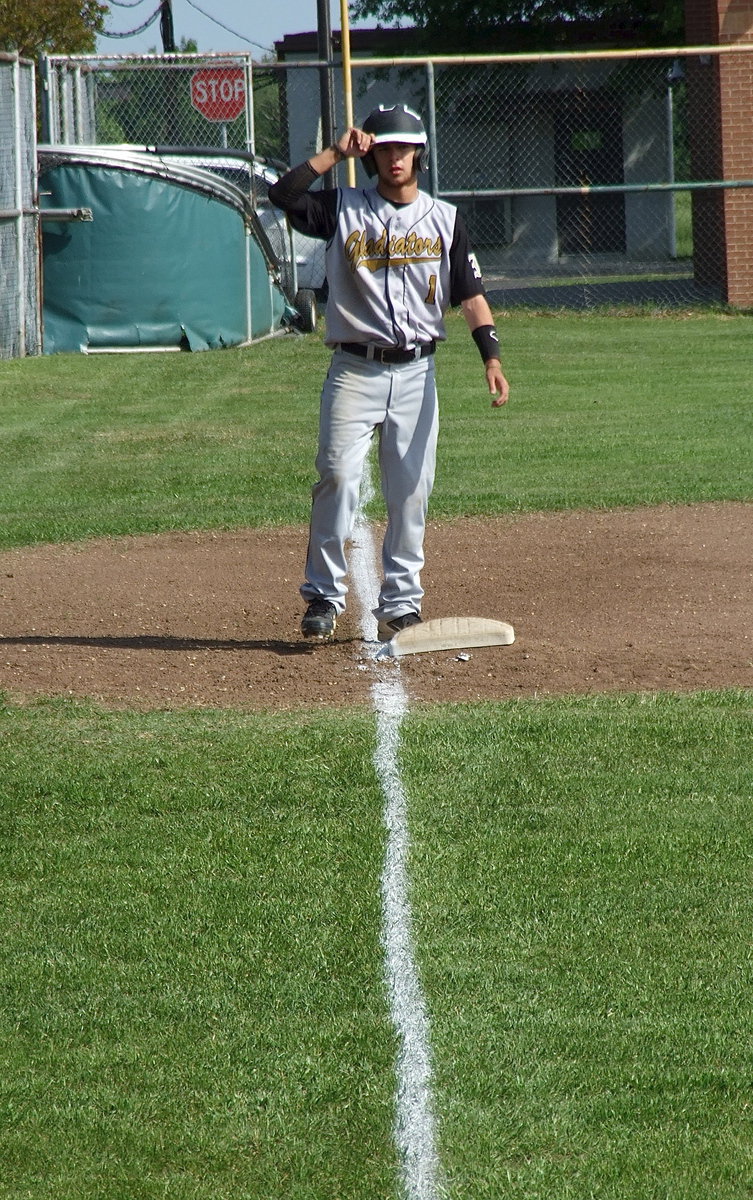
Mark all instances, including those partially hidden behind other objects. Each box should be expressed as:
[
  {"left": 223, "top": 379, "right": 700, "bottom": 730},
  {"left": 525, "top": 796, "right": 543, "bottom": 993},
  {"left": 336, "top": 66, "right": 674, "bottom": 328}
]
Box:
[
  {"left": 448, "top": 210, "right": 487, "bottom": 306},
  {"left": 267, "top": 162, "right": 339, "bottom": 241}
]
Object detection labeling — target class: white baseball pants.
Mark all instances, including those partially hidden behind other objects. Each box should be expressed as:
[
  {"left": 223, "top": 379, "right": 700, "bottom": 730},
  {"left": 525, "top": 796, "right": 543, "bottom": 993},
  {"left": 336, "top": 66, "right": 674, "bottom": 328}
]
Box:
[{"left": 301, "top": 348, "right": 439, "bottom": 624}]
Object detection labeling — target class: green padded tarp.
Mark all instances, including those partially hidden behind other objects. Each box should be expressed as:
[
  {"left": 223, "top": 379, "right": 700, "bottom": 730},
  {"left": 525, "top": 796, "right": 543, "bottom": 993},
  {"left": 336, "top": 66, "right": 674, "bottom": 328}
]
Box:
[{"left": 40, "top": 153, "right": 288, "bottom": 353}]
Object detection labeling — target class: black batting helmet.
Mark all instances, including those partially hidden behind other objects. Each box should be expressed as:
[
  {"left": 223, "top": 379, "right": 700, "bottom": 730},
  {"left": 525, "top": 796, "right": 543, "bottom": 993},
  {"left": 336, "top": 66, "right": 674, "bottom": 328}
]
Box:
[{"left": 361, "top": 103, "right": 430, "bottom": 177}]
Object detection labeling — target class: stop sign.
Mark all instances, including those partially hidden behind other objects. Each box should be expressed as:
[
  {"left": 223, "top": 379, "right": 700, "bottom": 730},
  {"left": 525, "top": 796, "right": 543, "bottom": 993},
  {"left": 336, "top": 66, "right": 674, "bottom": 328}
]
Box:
[{"left": 190, "top": 67, "right": 246, "bottom": 122}]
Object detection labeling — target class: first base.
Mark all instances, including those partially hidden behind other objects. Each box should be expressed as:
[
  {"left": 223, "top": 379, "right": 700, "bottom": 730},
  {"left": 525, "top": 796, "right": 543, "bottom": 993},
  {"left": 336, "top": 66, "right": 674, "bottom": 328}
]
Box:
[{"left": 388, "top": 616, "right": 515, "bottom": 657}]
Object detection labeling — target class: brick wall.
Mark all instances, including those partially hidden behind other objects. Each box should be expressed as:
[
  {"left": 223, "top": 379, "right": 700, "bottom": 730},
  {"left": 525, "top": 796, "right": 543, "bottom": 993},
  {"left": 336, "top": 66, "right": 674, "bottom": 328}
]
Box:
[{"left": 684, "top": 0, "right": 753, "bottom": 305}]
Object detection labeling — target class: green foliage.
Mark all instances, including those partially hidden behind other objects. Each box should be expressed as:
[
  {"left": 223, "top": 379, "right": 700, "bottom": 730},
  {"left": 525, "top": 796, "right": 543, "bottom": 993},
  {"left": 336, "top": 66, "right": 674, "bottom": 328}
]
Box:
[
  {"left": 97, "top": 60, "right": 242, "bottom": 150},
  {"left": 0, "top": 0, "right": 106, "bottom": 57},
  {"left": 94, "top": 53, "right": 282, "bottom": 161},
  {"left": 252, "top": 68, "right": 283, "bottom": 163},
  {"left": 350, "top": 0, "right": 684, "bottom": 51}
]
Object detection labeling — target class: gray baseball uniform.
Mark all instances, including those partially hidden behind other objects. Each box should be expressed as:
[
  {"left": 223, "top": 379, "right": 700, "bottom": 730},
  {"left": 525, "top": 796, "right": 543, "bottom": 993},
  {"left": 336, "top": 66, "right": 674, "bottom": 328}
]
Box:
[{"left": 269, "top": 164, "right": 487, "bottom": 626}]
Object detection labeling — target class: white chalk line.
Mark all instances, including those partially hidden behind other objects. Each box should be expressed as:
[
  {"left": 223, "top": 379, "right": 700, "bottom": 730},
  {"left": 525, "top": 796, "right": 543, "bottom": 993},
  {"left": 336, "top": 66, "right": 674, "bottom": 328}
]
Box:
[{"left": 350, "top": 456, "right": 441, "bottom": 1200}]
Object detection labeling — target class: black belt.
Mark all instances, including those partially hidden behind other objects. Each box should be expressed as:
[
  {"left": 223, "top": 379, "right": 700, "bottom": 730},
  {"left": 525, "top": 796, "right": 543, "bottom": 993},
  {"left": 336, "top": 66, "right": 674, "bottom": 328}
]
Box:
[{"left": 339, "top": 341, "right": 435, "bottom": 364}]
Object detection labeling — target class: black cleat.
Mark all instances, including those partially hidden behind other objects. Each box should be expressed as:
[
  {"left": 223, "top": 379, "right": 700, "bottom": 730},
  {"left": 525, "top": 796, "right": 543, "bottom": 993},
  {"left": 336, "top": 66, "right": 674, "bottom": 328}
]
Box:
[
  {"left": 377, "top": 611, "right": 422, "bottom": 642},
  {"left": 301, "top": 597, "right": 337, "bottom": 640}
]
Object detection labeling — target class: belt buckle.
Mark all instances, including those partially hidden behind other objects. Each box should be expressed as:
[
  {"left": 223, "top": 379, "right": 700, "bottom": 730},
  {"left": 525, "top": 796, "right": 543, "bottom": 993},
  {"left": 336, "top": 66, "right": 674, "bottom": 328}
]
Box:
[{"left": 371, "top": 345, "right": 416, "bottom": 363}]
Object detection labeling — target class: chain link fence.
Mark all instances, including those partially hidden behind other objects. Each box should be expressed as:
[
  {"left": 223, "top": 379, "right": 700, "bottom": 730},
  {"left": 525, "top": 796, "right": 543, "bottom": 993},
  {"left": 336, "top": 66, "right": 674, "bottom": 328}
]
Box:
[
  {"left": 1, "top": 53, "right": 40, "bottom": 358},
  {"left": 41, "top": 52, "right": 325, "bottom": 298},
  {"left": 42, "top": 44, "right": 753, "bottom": 310}
]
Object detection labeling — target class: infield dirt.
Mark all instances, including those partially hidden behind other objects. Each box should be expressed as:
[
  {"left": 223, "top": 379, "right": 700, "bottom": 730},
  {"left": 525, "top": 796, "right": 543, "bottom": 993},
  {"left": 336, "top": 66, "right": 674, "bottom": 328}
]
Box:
[{"left": 0, "top": 502, "right": 751, "bottom": 710}]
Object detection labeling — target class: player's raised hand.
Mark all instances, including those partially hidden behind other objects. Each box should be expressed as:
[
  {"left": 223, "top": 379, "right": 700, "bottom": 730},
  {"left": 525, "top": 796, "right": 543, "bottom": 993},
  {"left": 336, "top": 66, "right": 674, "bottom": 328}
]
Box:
[
  {"left": 310, "top": 130, "right": 374, "bottom": 175},
  {"left": 337, "top": 127, "right": 375, "bottom": 158}
]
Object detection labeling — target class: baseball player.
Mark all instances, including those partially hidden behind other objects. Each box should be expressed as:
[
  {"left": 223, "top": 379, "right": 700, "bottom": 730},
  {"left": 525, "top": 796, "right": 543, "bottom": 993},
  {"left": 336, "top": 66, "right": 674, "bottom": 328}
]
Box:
[{"left": 268, "top": 103, "right": 509, "bottom": 641}]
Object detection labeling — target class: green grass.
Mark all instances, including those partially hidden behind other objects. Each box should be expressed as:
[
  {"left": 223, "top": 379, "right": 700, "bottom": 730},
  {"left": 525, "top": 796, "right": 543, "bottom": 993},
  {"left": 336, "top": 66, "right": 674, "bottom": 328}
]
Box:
[
  {"left": 1, "top": 310, "right": 751, "bottom": 548},
  {"left": 674, "top": 190, "right": 693, "bottom": 260},
  {"left": 403, "top": 691, "right": 753, "bottom": 1198},
  {"left": 0, "top": 337, "right": 320, "bottom": 547},
  {"left": 434, "top": 311, "right": 753, "bottom": 516},
  {"left": 1, "top": 316, "right": 752, "bottom": 1197},
  {"left": 0, "top": 699, "right": 397, "bottom": 1199},
  {"left": 1, "top": 691, "right": 752, "bottom": 1196}
]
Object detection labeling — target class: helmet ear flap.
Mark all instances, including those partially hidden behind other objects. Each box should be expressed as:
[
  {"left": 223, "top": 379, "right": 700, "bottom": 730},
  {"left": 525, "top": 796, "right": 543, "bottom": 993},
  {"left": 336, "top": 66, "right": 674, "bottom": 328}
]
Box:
[
  {"left": 362, "top": 150, "right": 377, "bottom": 177},
  {"left": 416, "top": 143, "right": 430, "bottom": 173}
]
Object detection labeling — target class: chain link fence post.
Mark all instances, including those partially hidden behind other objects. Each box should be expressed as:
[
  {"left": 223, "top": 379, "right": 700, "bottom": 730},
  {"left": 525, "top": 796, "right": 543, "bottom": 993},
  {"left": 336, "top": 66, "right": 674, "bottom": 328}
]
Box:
[{"left": 0, "top": 53, "right": 41, "bottom": 358}]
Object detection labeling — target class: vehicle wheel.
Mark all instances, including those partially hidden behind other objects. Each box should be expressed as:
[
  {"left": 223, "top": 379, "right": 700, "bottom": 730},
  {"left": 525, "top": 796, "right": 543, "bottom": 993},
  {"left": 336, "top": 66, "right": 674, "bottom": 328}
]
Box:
[{"left": 294, "top": 288, "right": 317, "bottom": 333}]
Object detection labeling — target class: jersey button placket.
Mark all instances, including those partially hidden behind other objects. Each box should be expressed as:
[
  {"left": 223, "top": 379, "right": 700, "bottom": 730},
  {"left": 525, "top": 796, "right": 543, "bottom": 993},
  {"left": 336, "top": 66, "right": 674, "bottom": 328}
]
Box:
[{"left": 386, "top": 215, "right": 408, "bottom": 346}]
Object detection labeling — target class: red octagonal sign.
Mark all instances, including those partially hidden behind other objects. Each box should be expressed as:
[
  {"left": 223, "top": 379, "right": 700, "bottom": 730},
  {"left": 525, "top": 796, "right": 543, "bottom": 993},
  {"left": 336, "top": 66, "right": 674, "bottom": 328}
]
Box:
[{"left": 190, "top": 67, "right": 246, "bottom": 122}]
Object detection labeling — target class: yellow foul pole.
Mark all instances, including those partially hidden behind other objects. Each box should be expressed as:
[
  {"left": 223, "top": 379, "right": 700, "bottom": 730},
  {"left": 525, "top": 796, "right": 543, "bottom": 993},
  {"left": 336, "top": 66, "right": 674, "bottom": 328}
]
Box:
[{"left": 339, "top": 0, "right": 356, "bottom": 185}]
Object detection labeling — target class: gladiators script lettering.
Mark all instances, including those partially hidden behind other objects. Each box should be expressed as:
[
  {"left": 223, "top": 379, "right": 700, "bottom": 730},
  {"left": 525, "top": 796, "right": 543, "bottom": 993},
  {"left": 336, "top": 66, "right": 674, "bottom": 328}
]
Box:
[{"left": 344, "top": 229, "right": 443, "bottom": 273}]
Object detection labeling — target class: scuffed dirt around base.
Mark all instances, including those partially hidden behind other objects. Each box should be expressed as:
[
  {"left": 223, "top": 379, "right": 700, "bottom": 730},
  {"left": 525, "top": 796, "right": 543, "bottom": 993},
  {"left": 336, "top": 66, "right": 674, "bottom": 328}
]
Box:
[{"left": 0, "top": 503, "right": 751, "bottom": 711}]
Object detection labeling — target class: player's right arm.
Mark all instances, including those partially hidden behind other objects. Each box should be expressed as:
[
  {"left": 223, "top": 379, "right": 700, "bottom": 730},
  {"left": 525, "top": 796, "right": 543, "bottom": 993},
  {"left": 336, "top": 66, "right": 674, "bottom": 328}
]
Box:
[
  {"left": 267, "top": 162, "right": 336, "bottom": 239},
  {"left": 447, "top": 212, "right": 509, "bottom": 407},
  {"left": 268, "top": 128, "right": 374, "bottom": 239}
]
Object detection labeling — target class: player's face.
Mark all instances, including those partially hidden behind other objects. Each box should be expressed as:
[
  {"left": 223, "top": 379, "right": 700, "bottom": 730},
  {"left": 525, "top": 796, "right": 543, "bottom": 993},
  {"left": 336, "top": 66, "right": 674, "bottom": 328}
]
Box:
[{"left": 372, "top": 142, "right": 419, "bottom": 187}]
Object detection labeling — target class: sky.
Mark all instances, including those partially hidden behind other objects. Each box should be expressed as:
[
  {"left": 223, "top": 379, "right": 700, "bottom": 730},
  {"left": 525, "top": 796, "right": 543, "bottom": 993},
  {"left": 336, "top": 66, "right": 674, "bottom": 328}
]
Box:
[{"left": 96, "top": 1, "right": 378, "bottom": 57}]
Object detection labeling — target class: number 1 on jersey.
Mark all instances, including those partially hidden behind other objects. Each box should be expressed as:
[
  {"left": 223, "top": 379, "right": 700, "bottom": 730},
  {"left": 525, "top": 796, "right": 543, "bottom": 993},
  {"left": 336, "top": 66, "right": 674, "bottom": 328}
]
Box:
[{"left": 424, "top": 274, "right": 437, "bottom": 305}]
